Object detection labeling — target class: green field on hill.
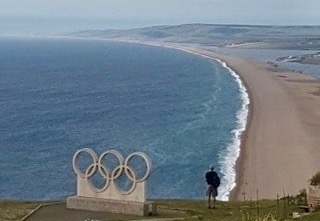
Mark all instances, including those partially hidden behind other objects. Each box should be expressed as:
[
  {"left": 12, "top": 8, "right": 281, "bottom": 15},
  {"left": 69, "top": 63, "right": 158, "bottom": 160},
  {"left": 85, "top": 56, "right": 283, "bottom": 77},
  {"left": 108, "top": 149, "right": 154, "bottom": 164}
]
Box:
[{"left": 1, "top": 193, "right": 320, "bottom": 221}]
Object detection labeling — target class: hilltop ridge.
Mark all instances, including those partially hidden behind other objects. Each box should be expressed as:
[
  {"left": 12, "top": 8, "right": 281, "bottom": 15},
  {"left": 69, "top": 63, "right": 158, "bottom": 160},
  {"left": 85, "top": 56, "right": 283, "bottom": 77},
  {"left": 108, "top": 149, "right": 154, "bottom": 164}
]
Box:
[{"left": 69, "top": 23, "right": 320, "bottom": 50}]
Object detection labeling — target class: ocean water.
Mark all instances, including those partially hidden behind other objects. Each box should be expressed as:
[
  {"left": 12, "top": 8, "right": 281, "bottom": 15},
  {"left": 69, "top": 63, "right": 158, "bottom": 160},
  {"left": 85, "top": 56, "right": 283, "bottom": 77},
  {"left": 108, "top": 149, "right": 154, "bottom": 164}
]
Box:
[{"left": 0, "top": 37, "right": 248, "bottom": 201}]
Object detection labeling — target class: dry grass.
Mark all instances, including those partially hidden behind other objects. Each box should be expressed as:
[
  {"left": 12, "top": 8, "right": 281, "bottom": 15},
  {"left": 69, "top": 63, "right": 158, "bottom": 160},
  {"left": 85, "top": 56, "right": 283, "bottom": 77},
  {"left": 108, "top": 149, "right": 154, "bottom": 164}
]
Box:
[{"left": 0, "top": 201, "right": 39, "bottom": 221}]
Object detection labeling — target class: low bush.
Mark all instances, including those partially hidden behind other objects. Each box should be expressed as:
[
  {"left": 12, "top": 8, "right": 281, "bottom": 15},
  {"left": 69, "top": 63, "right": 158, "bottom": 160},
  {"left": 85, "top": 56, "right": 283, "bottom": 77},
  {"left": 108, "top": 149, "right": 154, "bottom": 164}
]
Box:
[{"left": 310, "top": 171, "right": 320, "bottom": 186}]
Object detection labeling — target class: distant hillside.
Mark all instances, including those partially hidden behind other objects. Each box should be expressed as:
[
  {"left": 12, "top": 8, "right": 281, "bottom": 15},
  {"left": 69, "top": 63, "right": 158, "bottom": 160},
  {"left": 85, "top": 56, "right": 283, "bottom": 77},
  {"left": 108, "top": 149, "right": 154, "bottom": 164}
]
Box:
[{"left": 69, "top": 24, "right": 320, "bottom": 50}]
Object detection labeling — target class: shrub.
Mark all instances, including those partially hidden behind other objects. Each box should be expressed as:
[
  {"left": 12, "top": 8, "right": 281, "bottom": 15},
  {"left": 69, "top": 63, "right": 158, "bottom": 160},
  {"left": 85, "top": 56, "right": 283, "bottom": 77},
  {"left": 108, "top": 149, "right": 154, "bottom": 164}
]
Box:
[{"left": 310, "top": 171, "right": 320, "bottom": 186}]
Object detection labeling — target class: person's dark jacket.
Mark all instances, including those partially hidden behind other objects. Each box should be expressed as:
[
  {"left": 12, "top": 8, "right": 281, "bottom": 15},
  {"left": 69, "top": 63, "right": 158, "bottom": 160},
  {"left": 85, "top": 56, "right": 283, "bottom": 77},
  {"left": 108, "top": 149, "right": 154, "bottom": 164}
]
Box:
[{"left": 205, "top": 171, "right": 220, "bottom": 188}]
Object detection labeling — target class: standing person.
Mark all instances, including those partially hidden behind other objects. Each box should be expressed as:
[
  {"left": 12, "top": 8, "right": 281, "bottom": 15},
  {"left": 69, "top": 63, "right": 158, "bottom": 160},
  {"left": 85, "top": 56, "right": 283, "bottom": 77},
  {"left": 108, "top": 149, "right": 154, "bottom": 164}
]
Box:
[{"left": 205, "top": 165, "right": 220, "bottom": 209}]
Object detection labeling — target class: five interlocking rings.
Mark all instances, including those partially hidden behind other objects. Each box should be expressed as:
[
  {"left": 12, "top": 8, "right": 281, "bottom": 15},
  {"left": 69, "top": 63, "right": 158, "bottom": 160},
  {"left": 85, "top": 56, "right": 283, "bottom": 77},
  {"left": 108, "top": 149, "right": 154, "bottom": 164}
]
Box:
[{"left": 72, "top": 148, "right": 152, "bottom": 195}]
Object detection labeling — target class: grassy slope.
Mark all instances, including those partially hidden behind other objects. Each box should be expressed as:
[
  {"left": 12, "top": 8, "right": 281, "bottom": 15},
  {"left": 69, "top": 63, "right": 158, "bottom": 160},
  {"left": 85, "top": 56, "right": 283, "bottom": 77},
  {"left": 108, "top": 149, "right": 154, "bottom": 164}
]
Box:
[
  {"left": 1, "top": 196, "right": 320, "bottom": 221},
  {"left": 157, "top": 198, "right": 319, "bottom": 221},
  {"left": 0, "top": 201, "right": 40, "bottom": 221}
]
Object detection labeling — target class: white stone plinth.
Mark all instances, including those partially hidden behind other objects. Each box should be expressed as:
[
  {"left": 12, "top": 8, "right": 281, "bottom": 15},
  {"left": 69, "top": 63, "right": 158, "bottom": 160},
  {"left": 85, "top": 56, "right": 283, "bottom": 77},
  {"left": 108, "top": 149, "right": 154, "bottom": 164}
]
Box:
[
  {"left": 77, "top": 176, "right": 147, "bottom": 202},
  {"left": 67, "top": 196, "right": 157, "bottom": 216}
]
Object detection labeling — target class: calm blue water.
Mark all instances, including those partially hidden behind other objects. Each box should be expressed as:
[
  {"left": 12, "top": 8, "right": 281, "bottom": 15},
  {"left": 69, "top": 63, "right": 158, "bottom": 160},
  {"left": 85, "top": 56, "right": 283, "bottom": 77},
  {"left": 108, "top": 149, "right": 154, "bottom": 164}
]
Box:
[{"left": 0, "top": 37, "right": 244, "bottom": 200}]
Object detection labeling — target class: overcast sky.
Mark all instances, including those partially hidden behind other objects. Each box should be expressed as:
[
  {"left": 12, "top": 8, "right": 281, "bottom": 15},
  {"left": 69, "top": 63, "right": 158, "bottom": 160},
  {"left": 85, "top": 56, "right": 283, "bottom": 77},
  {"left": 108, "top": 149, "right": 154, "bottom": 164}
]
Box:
[{"left": 1, "top": 0, "right": 320, "bottom": 35}]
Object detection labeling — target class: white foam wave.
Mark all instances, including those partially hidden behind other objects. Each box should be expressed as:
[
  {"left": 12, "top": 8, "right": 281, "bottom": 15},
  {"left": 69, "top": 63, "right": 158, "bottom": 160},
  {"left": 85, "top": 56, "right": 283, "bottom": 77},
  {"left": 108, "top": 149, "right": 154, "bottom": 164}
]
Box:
[
  {"left": 216, "top": 59, "right": 250, "bottom": 201},
  {"left": 166, "top": 46, "right": 250, "bottom": 201}
]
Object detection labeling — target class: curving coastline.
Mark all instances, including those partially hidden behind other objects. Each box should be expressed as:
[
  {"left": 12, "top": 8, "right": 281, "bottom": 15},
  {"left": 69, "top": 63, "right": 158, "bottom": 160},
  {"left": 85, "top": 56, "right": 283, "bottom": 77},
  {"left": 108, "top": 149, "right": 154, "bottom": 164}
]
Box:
[
  {"left": 218, "top": 60, "right": 250, "bottom": 201},
  {"left": 133, "top": 43, "right": 251, "bottom": 201},
  {"left": 181, "top": 53, "right": 250, "bottom": 201},
  {"left": 59, "top": 37, "right": 320, "bottom": 201},
  {"left": 163, "top": 45, "right": 253, "bottom": 201},
  {"left": 180, "top": 46, "right": 320, "bottom": 200},
  {"left": 110, "top": 40, "right": 320, "bottom": 201}
]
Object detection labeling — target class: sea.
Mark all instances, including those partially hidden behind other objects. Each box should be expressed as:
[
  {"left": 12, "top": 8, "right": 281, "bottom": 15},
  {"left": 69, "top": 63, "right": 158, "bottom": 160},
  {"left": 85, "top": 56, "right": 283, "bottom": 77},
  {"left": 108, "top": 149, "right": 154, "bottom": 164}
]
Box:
[{"left": 0, "top": 37, "right": 249, "bottom": 201}]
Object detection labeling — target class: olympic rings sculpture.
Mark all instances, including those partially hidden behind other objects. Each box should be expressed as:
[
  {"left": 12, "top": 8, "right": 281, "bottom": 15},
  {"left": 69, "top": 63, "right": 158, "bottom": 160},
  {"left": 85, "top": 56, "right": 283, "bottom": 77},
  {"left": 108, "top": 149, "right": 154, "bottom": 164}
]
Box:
[{"left": 72, "top": 148, "right": 152, "bottom": 195}]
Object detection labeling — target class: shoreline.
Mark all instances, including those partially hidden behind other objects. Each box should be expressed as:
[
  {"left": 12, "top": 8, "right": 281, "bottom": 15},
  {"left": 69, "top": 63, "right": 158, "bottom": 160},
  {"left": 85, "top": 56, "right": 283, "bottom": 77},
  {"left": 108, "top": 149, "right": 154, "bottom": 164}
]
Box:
[
  {"left": 160, "top": 45, "right": 251, "bottom": 201},
  {"left": 56, "top": 37, "right": 320, "bottom": 201},
  {"left": 186, "top": 47, "right": 320, "bottom": 200},
  {"left": 56, "top": 37, "right": 252, "bottom": 200},
  {"left": 123, "top": 42, "right": 251, "bottom": 201},
  {"left": 4, "top": 35, "right": 320, "bottom": 201},
  {"left": 140, "top": 41, "right": 320, "bottom": 200}
]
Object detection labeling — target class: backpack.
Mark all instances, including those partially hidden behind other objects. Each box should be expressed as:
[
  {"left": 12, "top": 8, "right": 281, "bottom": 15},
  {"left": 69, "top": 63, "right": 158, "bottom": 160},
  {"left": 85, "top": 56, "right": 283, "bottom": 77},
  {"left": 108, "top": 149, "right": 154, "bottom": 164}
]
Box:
[{"left": 213, "top": 174, "right": 220, "bottom": 188}]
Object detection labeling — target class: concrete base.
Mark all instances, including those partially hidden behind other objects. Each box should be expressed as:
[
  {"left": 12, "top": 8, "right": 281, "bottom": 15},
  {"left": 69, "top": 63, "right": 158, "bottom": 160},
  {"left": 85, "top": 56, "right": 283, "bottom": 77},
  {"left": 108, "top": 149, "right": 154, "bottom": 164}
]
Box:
[{"left": 66, "top": 196, "right": 157, "bottom": 216}]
